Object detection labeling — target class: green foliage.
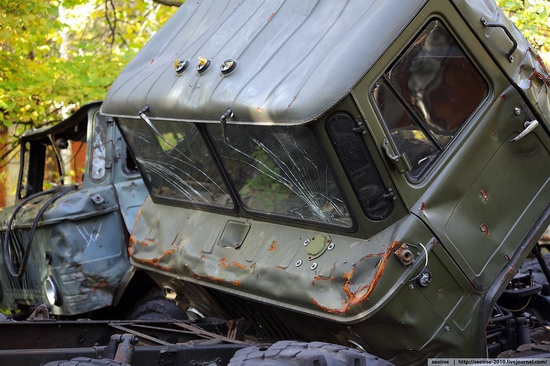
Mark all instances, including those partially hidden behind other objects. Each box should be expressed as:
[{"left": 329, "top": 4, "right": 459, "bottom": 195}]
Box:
[
  {"left": 498, "top": 0, "right": 550, "bottom": 56},
  {"left": 0, "top": 0, "right": 179, "bottom": 147}
]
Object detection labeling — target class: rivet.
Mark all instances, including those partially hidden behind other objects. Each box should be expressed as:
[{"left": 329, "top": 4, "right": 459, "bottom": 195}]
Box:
[
  {"left": 303, "top": 239, "right": 310, "bottom": 246},
  {"left": 310, "top": 263, "right": 318, "bottom": 270},
  {"left": 295, "top": 259, "right": 303, "bottom": 267},
  {"left": 514, "top": 108, "right": 521, "bottom": 115},
  {"left": 327, "top": 242, "right": 335, "bottom": 251}
]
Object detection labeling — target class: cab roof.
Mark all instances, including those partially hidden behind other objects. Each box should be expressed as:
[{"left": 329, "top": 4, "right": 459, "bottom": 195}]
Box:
[{"left": 101, "top": 0, "right": 426, "bottom": 125}]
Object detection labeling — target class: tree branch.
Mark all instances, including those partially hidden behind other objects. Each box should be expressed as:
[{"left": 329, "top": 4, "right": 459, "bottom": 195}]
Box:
[{"left": 153, "top": 0, "right": 184, "bottom": 7}]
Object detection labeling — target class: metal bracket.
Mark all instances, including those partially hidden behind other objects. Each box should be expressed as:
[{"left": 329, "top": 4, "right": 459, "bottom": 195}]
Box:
[
  {"left": 480, "top": 17, "right": 517, "bottom": 62},
  {"left": 382, "top": 138, "right": 412, "bottom": 174}
]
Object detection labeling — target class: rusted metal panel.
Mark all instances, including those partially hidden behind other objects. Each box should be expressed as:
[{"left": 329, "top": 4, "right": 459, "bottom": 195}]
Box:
[{"left": 130, "top": 196, "right": 435, "bottom": 323}]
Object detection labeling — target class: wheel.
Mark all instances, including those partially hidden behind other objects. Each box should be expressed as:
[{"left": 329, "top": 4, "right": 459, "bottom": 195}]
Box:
[
  {"left": 227, "top": 341, "right": 394, "bottom": 366},
  {"left": 127, "top": 289, "right": 187, "bottom": 320},
  {"left": 42, "top": 358, "right": 130, "bottom": 366}
]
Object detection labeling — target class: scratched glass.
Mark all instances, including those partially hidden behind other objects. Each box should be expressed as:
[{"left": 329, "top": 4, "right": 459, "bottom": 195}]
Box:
[
  {"left": 117, "top": 118, "right": 234, "bottom": 208},
  {"left": 207, "top": 124, "right": 352, "bottom": 227}
]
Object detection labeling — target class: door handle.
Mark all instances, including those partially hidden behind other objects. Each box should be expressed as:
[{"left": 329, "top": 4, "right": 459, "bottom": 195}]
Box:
[
  {"left": 510, "top": 120, "right": 539, "bottom": 143},
  {"left": 480, "top": 17, "right": 518, "bottom": 62}
]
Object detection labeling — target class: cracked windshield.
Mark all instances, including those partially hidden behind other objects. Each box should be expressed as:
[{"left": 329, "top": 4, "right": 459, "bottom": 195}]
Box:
[
  {"left": 117, "top": 118, "right": 233, "bottom": 208},
  {"left": 207, "top": 124, "right": 351, "bottom": 227}
]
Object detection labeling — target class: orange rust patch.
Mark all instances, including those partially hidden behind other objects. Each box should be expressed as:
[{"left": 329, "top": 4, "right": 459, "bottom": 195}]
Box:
[
  {"left": 269, "top": 241, "right": 276, "bottom": 251},
  {"left": 267, "top": 13, "right": 275, "bottom": 22},
  {"left": 257, "top": 106, "right": 265, "bottom": 112},
  {"left": 233, "top": 262, "right": 248, "bottom": 270},
  {"left": 142, "top": 238, "right": 157, "bottom": 246},
  {"left": 128, "top": 236, "right": 137, "bottom": 256},
  {"left": 230, "top": 280, "right": 242, "bottom": 286},
  {"left": 312, "top": 240, "right": 400, "bottom": 315},
  {"left": 133, "top": 208, "right": 142, "bottom": 228},
  {"left": 276, "top": 266, "right": 286, "bottom": 270},
  {"left": 312, "top": 275, "right": 335, "bottom": 286},
  {"left": 219, "top": 258, "right": 230, "bottom": 268},
  {"left": 200, "top": 255, "right": 206, "bottom": 260},
  {"left": 132, "top": 256, "right": 172, "bottom": 271},
  {"left": 131, "top": 249, "right": 175, "bottom": 271}
]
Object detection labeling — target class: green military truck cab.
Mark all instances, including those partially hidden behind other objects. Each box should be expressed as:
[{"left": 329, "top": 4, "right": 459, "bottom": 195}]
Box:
[
  {"left": 101, "top": 0, "right": 550, "bottom": 364},
  {"left": 0, "top": 102, "right": 152, "bottom": 317}
]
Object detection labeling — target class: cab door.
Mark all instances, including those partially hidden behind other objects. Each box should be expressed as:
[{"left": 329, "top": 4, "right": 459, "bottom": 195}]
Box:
[{"left": 352, "top": 0, "right": 550, "bottom": 290}]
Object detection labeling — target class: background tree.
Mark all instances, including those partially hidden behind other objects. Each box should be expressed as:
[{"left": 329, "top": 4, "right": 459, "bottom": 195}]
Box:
[
  {"left": 0, "top": 0, "right": 181, "bottom": 203},
  {"left": 0, "top": 0, "right": 547, "bottom": 204},
  {"left": 498, "top": 0, "right": 550, "bottom": 62}
]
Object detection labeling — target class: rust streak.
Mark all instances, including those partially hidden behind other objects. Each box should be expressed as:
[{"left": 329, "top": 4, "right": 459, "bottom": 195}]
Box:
[
  {"left": 312, "top": 275, "right": 335, "bottom": 285},
  {"left": 219, "top": 258, "right": 230, "bottom": 268},
  {"left": 269, "top": 241, "right": 276, "bottom": 251},
  {"left": 312, "top": 240, "right": 400, "bottom": 314},
  {"left": 267, "top": 13, "right": 275, "bottom": 22},
  {"left": 287, "top": 96, "right": 297, "bottom": 109},
  {"left": 128, "top": 236, "right": 137, "bottom": 256},
  {"left": 233, "top": 262, "right": 248, "bottom": 270},
  {"left": 130, "top": 249, "right": 175, "bottom": 271},
  {"left": 132, "top": 256, "right": 173, "bottom": 271}
]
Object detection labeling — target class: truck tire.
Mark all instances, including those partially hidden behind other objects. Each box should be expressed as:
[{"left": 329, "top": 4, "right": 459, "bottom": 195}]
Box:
[
  {"left": 227, "top": 341, "right": 394, "bottom": 366},
  {"left": 42, "top": 358, "right": 130, "bottom": 366},
  {"left": 127, "top": 289, "right": 186, "bottom": 320}
]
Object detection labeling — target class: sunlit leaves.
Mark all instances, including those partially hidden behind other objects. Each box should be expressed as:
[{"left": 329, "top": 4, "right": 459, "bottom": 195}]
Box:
[
  {"left": 0, "top": 0, "right": 178, "bottom": 139},
  {"left": 498, "top": 0, "right": 550, "bottom": 56}
]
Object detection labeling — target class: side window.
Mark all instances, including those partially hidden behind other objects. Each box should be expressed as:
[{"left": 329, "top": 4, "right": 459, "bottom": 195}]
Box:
[
  {"left": 18, "top": 141, "right": 46, "bottom": 199},
  {"left": 89, "top": 112, "right": 109, "bottom": 181},
  {"left": 373, "top": 20, "right": 488, "bottom": 180},
  {"left": 327, "top": 113, "right": 392, "bottom": 220}
]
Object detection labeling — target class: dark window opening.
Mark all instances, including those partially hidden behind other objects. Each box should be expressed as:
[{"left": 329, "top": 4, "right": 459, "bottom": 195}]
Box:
[
  {"left": 373, "top": 20, "right": 488, "bottom": 179},
  {"left": 327, "top": 112, "right": 393, "bottom": 220}
]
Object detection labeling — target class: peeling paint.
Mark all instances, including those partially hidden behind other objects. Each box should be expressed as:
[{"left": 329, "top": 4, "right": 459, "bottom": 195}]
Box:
[
  {"left": 131, "top": 249, "right": 174, "bottom": 272},
  {"left": 232, "top": 261, "right": 248, "bottom": 270},
  {"left": 311, "top": 241, "right": 399, "bottom": 314},
  {"left": 219, "top": 258, "right": 230, "bottom": 268}
]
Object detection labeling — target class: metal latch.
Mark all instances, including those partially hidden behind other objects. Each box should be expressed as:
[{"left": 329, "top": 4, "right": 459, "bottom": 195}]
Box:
[
  {"left": 510, "top": 120, "right": 539, "bottom": 143},
  {"left": 382, "top": 138, "right": 412, "bottom": 174}
]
